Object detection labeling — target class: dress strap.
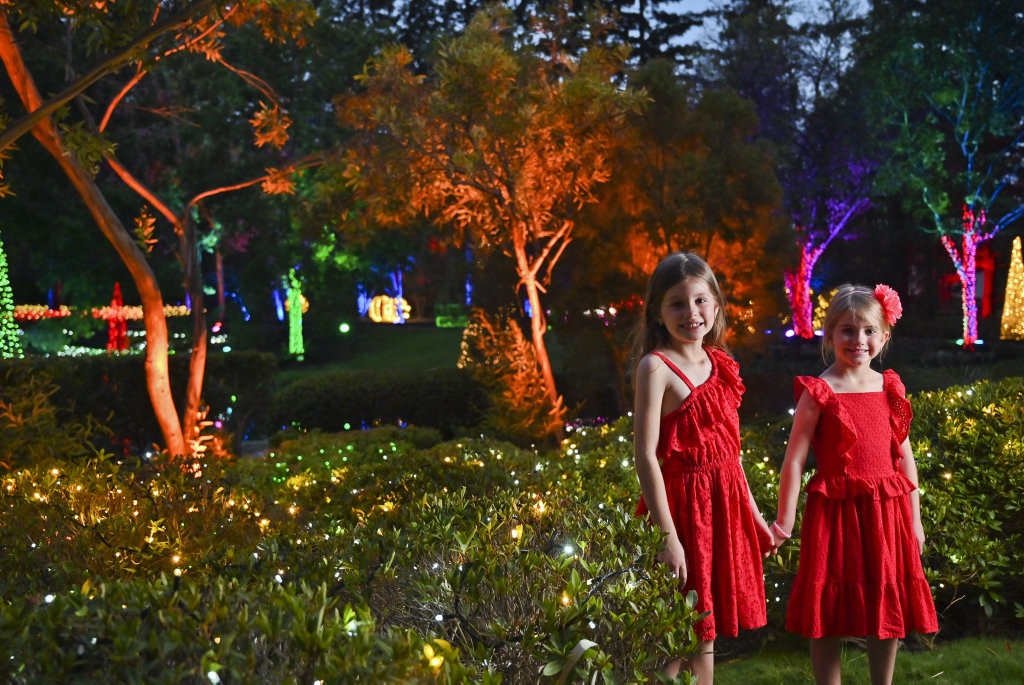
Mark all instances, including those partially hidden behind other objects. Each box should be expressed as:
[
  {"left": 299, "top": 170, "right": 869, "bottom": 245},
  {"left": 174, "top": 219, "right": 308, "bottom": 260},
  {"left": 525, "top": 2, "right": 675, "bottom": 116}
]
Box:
[{"left": 651, "top": 350, "right": 696, "bottom": 392}]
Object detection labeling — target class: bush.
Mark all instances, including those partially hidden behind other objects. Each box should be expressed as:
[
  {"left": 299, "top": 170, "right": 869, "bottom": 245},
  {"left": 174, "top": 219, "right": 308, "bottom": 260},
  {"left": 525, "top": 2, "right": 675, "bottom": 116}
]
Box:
[
  {"left": 269, "top": 367, "right": 488, "bottom": 439},
  {"left": 4, "top": 375, "right": 1024, "bottom": 682},
  {"left": 0, "top": 351, "right": 278, "bottom": 455},
  {"left": 910, "top": 377, "right": 1024, "bottom": 634},
  {"left": 0, "top": 361, "right": 111, "bottom": 469},
  {"left": 0, "top": 426, "right": 701, "bottom": 683}
]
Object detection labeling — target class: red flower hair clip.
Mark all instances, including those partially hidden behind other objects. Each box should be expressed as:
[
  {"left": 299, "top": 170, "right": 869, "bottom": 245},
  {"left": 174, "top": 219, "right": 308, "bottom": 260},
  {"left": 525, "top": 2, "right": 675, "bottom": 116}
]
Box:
[{"left": 874, "top": 284, "right": 903, "bottom": 326}]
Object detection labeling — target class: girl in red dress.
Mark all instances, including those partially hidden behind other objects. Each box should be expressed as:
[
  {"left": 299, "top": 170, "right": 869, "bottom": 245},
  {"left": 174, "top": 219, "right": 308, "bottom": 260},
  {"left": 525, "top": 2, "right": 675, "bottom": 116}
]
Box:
[
  {"left": 771, "top": 284, "right": 938, "bottom": 684},
  {"left": 631, "top": 252, "right": 772, "bottom": 682}
]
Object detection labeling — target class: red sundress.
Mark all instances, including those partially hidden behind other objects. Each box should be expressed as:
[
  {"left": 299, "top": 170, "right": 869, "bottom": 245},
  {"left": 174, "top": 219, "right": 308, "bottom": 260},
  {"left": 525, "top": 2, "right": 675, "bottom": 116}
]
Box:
[
  {"left": 636, "top": 347, "right": 768, "bottom": 641},
  {"left": 785, "top": 372, "right": 939, "bottom": 639}
]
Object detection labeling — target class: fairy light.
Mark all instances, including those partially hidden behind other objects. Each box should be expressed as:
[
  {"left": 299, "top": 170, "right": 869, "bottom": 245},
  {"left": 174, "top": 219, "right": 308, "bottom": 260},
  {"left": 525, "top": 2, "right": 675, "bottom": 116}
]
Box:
[
  {"left": 1001, "top": 236, "right": 1024, "bottom": 340},
  {"left": 0, "top": 230, "right": 24, "bottom": 359}
]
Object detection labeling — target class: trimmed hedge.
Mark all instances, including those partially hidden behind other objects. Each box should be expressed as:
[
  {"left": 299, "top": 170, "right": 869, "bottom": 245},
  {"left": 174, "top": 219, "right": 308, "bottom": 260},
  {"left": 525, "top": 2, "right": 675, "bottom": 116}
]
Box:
[
  {"left": 0, "top": 351, "right": 279, "bottom": 454},
  {"left": 269, "top": 367, "right": 489, "bottom": 439}
]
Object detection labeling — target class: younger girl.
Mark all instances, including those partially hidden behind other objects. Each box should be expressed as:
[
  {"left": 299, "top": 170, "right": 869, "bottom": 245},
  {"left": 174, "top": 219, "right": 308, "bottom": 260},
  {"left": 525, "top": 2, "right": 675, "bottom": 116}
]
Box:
[
  {"left": 631, "top": 252, "right": 772, "bottom": 683},
  {"left": 771, "top": 284, "right": 938, "bottom": 684}
]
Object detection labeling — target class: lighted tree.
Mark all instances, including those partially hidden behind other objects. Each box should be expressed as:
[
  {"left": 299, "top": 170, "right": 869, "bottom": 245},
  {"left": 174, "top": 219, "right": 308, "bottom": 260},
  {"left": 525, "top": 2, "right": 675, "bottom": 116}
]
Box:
[
  {"left": 0, "top": 0, "right": 315, "bottom": 455},
  {"left": 0, "top": 229, "right": 23, "bottom": 360},
  {"left": 711, "top": 0, "right": 877, "bottom": 339},
  {"left": 1002, "top": 236, "right": 1024, "bottom": 341},
  {"left": 338, "top": 6, "right": 645, "bottom": 425},
  {"left": 286, "top": 268, "right": 305, "bottom": 359},
  {"left": 866, "top": 0, "right": 1024, "bottom": 348},
  {"left": 579, "top": 58, "right": 789, "bottom": 347}
]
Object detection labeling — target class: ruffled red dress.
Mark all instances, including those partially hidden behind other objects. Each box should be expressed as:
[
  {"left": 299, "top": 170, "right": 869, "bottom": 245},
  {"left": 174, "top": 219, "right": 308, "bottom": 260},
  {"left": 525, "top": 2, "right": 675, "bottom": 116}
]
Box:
[
  {"left": 636, "top": 347, "right": 768, "bottom": 641},
  {"left": 785, "top": 372, "right": 939, "bottom": 639}
]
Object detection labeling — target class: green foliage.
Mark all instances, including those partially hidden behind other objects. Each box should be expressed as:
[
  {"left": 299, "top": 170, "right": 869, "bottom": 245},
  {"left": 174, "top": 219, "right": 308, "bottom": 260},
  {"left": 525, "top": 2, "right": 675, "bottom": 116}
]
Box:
[
  {"left": 270, "top": 366, "right": 488, "bottom": 439},
  {"left": 0, "top": 361, "right": 111, "bottom": 470},
  {"left": 458, "top": 308, "right": 566, "bottom": 446},
  {"left": 4, "top": 374, "right": 1024, "bottom": 681},
  {"left": 0, "top": 351, "right": 279, "bottom": 454},
  {"left": 910, "top": 378, "right": 1024, "bottom": 632},
  {"left": 0, "top": 421, "right": 701, "bottom": 682}
]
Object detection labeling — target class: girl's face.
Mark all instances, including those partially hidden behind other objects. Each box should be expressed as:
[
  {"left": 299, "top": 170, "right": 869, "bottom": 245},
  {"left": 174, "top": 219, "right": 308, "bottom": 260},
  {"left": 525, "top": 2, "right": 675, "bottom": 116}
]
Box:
[
  {"left": 828, "top": 311, "right": 889, "bottom": 367},
  {"left": 658, "top": 277, "right": 719, "bottom": 346}
]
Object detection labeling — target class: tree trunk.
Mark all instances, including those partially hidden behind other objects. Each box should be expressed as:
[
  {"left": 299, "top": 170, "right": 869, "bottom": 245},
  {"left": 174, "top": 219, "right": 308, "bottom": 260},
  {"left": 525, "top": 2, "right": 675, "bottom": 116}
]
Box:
[
  {"left": 180, "top": 213, "right": 207, "bottom": 447},
  {"left": 0, "top": 16, "right": 188, "bottom": 456},
  {"left": 785, "top": 240, "right": 817, "bottom": 339}
]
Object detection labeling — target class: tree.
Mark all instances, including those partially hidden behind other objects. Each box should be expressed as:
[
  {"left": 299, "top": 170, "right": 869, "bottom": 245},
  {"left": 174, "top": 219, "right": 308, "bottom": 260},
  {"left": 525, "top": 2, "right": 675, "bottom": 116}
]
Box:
[
  {"left": 1001, "top": 236, "right": 1024, "bottom": 341},
  {"left": 577, "top": 58, "right": 789, "bottom": 347},
  {"left": 0, "top": 0, "right": 315, "bottom": 456},
  {"left": 866, "top": 0, "right": 1024, "bottom": 347},
  {"left": 337, "top": 5, "right": 645, "bottom": 432},
  {"left": 709, "top": 0, "right": 876, "bottom": 338},
  {"left": 0, "top": 228, "right": 23, "bottom": 359}
]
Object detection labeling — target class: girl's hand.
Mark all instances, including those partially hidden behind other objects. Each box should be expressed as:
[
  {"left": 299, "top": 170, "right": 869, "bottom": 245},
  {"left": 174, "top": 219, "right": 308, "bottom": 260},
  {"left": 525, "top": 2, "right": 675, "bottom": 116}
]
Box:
[
  {"left": 913, "top": 519, "right": 926, "bottom": 555},
  {"left": 768, "top": 520, "right": 792, "bottom": 556},
  {"left": 658, "top": 536, "right": 688, "bottom": 587},
  {"left": 755, "top": 516, "right": 775, "bottom": 557}
]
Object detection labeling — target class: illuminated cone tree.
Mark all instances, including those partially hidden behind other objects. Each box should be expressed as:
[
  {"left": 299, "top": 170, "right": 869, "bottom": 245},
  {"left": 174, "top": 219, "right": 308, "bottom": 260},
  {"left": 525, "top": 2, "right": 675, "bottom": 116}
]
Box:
[
  {"left": 0, "top": 229, "right": 23, "bottom": 359},
  {"left": 1001, "top": 236, "right": 1024, "bottom": 341}
]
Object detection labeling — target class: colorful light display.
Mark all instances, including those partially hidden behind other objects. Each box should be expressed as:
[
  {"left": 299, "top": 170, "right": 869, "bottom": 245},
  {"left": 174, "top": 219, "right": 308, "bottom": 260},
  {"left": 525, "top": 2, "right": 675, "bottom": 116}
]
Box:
[
  {"left": 0, "top": 230, "right": 24, "bottom": 359},
  {"left": 287, "top": 268, "right": 304, "bottom": 359},
  {"left": 368, "top": 295, "right": 411, "bottom": 324},
  {"left": 1001, "top": 236, "right": 1024, "bottom": 341},
  {"left": 941, "top": 205, "right": 984, "bottom": 348}
]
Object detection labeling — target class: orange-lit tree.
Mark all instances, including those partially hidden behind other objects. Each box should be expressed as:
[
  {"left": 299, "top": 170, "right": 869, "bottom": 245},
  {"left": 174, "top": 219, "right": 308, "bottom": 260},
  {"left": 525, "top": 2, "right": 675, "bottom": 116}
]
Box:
[
  {"left": 0, "top": 0, "right": 315, "bottom": 456},
  {"left": 337, "top": 6, "right": 646, "bottom": 427},
  {"left": 581, "top": 58, "right": 789, "bottom": 347}
]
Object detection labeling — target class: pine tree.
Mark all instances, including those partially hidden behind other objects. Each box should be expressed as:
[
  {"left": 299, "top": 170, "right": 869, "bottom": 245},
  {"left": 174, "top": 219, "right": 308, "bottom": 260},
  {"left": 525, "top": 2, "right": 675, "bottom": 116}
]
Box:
[{"left": 0, "top": 229, "right": 24, "bottom": 359}]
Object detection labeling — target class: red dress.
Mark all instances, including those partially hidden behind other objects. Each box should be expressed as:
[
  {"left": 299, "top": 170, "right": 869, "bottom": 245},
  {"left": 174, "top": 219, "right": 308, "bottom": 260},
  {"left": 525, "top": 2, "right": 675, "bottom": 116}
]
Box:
[
  {"left": 785, "top": 372, "right": 939, "bottom": 639},
  {"left": 636, "top": 347, "right": 768, "bottom": 641}
]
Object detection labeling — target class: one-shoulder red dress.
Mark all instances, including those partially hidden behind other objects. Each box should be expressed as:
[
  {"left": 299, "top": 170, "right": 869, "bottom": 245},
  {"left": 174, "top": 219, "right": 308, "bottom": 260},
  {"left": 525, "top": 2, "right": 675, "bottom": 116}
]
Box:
[
  {"left": 636, "top": 347, "right": 768, "bottom": 641},
  {"left": 785, "top": 372, "right": 939, "bottom": 639}
]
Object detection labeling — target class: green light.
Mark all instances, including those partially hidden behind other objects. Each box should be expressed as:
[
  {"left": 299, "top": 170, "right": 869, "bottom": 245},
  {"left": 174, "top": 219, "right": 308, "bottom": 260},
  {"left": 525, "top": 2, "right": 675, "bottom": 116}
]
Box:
[{"left": 339, "top": 322, "right": 351, "bottom": 334}]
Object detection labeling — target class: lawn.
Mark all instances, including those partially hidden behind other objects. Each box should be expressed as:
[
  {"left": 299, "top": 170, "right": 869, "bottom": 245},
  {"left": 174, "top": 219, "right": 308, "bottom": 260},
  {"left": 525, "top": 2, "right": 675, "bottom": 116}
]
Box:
[{"left": 714, "top": 635, "right": 1024, "bottom": 684}]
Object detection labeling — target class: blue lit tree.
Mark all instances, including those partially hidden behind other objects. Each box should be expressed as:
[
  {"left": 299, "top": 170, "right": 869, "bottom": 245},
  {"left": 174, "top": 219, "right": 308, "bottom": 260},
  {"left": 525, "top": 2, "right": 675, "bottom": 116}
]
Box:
[{"left": 866, "top": 0, "right": 1024, "bottom": 348}]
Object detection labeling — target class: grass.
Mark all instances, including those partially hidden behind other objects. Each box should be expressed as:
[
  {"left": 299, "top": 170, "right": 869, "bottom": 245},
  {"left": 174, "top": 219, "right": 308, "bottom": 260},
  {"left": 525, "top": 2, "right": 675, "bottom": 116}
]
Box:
[
  {"left": 276, "top": 322, "right": 465, "bottom": 387},
  {"left": 714, "top": 635, "right": 1024, "bottom": 684}
]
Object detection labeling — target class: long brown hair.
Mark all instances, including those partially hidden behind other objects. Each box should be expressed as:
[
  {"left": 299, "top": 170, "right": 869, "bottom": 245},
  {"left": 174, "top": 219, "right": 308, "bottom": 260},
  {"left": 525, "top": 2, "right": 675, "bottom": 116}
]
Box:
[{"left": 628, "top": 252, "right": 729, "bottom": 379}]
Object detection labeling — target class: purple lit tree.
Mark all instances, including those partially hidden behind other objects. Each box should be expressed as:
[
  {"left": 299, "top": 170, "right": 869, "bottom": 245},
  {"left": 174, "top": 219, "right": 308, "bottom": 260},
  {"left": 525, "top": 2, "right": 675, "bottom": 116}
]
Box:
[{"left": 711, "top": 0, "right": 876, "bottom": 338}]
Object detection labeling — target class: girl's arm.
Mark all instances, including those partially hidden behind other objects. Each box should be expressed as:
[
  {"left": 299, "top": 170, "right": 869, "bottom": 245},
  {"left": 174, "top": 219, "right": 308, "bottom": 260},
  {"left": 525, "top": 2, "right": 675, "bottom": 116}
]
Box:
[
  {"left": 774, "top": 390, "right": 820, "bottom": 541},
  {"left": 633, "top": 355, "right": 688, "bottom": 583},
  {"left": 739, "top": 461, "right": 774, "bottom": 555},
  {"left": 897, "top": 436, "right": 926, "bottom": 553}
]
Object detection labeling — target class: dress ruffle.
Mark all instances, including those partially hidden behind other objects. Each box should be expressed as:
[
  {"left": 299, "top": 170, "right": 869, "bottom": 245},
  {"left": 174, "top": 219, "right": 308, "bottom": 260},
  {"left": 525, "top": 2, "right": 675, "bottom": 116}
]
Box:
[
  {"left": 795, "top": 371, "right": 913, "bottom": 478},
  {"left": 658, "top": 348, "right": 743, "bottom": 460},
  {"left": 806, "top": 471, "right": 917, "bottom": 500},
  {"left": 794, "top": 376, "right": 856, "bottom": 472}
]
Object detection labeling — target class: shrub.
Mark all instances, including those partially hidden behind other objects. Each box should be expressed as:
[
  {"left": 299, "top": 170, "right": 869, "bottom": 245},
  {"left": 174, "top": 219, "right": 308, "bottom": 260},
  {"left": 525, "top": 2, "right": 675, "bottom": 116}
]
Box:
[
  {"left": 269, "top": 367, "right": 488, "bottom": 439},
  {"left": 910, "top": 377, "right": 1024, "bottom": 634},
  {"left": 0, "top": 351, "right": 278, "bottom": 455},
  {"left": 0, "top": 361, "right": 111, "bottom": 469},
  {"left": 458, "top": 308, "right": 566, "bottom": 446},
  {"left": 0, "top": 426, "right": 701, "bottom": 682}
]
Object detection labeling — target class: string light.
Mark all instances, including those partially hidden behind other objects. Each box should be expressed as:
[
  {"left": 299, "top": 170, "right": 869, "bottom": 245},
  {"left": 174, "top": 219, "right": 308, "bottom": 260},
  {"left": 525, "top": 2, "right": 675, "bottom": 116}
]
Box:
[
  {"left": 0, "top": 229, "right": 23, "bottom": 359},
  {"left": 1000, "top": 236, "right": 1024, "bottom": 341}
]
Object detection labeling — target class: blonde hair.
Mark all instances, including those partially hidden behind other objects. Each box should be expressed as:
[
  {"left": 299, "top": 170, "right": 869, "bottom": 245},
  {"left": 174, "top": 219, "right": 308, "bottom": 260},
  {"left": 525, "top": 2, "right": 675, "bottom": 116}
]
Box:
[
  {"left": 628, "top": 252, "right": 729, "bottom": 377},
  {"left": 821, "top": 284, "right": 893, "bottom": 363}
]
